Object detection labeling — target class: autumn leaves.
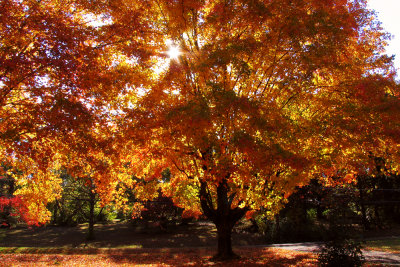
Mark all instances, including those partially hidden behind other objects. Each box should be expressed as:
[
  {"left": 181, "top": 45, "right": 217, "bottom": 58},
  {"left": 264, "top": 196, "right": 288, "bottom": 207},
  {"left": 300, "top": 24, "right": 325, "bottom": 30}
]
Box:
[{"left": 1, "top": 0, "right": 399, "bottom": 258}]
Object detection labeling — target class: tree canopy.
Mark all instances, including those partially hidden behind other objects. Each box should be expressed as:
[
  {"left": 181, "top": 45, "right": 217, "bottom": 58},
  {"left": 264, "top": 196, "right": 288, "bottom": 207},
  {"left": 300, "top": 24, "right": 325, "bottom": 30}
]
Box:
[
  {"left": 117, "top": 0, "right": 400, "bottom": 258},
  {"left": 0, "top": 0, "right": 131, "bottom": 222},
  {"left": 1, "top": 0, "right": 399, "bottom": 259}
]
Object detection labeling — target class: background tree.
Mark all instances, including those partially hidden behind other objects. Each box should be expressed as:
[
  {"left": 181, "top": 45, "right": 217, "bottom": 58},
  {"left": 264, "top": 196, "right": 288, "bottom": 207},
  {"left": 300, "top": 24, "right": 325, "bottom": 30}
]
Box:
[
  {"left": 0, "top": 163, "right": 17, "bottom": 227},
  {"left": 0, "top": 0, "right": 96, "bottom": 223},
  {"left": 0, "top": 0, "right": 151, "bottom": 223},
  {"left": 50, "top": 169, "right": 115, "bottom": 240}
]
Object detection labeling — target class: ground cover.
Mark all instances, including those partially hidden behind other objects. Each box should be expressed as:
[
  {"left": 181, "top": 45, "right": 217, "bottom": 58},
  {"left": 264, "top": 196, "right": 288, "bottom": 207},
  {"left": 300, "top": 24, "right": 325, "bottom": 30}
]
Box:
[
  {"left": 0, "top": 221, "right": 399, "bottom": 266},
  {"left": 0, "top": 221, "right": 266, "bottom": 249},
  {"left": 0, "top": 247, "right": 316, "bottom": 266},
  {"left": 365, "top": 238, "right": 400, "bottom": 253},
  {"left": 0, "top": 221, "right": 315, "bottom": 266}
]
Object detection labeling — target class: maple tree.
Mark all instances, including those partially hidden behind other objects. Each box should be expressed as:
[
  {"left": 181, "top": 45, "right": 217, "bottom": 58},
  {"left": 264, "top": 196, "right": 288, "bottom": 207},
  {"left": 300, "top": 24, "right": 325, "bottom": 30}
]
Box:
[
  {"left": 0, "top": 0, "right": 138, "bottom": 223},
  {"left": 114, "top": 0, "right": 400, "bottom": 259},
  {"left": 1, "top": 0, "right": 89, "bottom": 223}
]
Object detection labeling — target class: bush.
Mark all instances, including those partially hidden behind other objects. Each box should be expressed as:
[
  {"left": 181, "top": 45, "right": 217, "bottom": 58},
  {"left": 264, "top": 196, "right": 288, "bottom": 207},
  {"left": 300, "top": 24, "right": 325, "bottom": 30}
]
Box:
[{"left": 318, "top": 239, "right": 365, "bottom": 267}]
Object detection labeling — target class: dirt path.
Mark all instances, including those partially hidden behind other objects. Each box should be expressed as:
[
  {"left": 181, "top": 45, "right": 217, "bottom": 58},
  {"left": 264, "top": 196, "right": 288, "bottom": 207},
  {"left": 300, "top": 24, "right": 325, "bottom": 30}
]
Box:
[{"left": 268, "top": 242, "right": 400, "bottom": 265}]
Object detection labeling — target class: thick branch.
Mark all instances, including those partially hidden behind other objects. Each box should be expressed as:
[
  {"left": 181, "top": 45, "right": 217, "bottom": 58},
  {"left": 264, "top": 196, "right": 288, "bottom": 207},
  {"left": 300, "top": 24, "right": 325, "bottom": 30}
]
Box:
[{"left": 199, "top": 180, "right": 216, "bottom": 221}]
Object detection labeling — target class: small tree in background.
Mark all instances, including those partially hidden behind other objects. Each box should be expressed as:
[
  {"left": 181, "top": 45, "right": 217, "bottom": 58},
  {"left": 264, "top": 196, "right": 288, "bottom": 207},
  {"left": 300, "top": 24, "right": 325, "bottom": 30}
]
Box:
[
  {"left": 50, "top": 169, "right": 116, "bottom": 240},
  {"left": 0, "top": 164, "right": 16, "bottom": 227}
]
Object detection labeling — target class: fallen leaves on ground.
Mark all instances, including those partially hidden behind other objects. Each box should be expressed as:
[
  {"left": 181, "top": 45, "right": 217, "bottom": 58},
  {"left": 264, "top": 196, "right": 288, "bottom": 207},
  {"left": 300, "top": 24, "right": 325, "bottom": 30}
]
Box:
[{"left": 0, "top": 247, "right": 316, "bottom": 266}]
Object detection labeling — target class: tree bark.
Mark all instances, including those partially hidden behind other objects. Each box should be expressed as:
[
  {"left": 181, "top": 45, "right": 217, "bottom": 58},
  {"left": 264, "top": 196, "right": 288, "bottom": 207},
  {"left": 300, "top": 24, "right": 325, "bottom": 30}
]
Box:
[
  {"left": 199, "top": 178, "right": 247, "bottom": 260},
  {"left": 87, "top": 191, "right": 96, "bottom": 241},
  {"left": 274, "top": 213, "right": 280, "bottom": 243},
  {"left": 52, "top": 200, "right": 59, "bottom": 225},
  {"left": 316, "top": 202, "right": 324, "bottom": 220},
  {"left": 357, "top": 176, "right": 369, "bottom": 230},
  {"left": 215, "top": 220, "right": 235, "bottom": 259}
]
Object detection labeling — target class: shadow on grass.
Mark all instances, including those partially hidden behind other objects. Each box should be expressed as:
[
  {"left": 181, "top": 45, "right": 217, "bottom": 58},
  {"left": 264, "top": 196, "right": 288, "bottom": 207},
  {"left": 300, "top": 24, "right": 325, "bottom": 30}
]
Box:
[{"left": 0, "top": 222, "right": 222, "bottom": 249}]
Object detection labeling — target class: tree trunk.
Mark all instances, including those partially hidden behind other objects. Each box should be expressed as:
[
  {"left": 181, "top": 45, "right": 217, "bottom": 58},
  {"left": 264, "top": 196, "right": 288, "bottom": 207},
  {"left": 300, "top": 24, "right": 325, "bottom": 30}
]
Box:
[
  {"left": 87, "top": 192, "right": 95, "bottom": 241},
  {"left": 317, "top": 206, "right": 324, "bottom": 220},
  {"left": 215, "top": 220, "right": 236, "bottom": 259},
  {"left": 52, "top": 200, "right": 59, "bottom": 225},
  {"left": 357, "top": 176, "right": 369, "bottom": 230},
  {"left": 199, "top": 178, "right": 248, "bottom": 261},
  {"left": 374, "top": 205, "right": 382, "bottom": 229},
  {"left": 274, "top": 213, "right": 280, "bottom": 243}
]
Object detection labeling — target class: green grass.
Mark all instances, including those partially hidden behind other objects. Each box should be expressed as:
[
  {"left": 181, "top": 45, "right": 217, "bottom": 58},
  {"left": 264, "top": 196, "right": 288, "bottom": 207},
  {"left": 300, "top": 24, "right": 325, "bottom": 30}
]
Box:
[
  {"left": 365, "top": 238, "right": 400, "bottom": 253},
  {"left": 0, "top": 247, "right": 66, "bottom": 254},
  {"left": 0, "top": 247, "right": 115, "bottom": 255},
  {"left": 0, "top": 246, "right": 146, "bottom": 255}
]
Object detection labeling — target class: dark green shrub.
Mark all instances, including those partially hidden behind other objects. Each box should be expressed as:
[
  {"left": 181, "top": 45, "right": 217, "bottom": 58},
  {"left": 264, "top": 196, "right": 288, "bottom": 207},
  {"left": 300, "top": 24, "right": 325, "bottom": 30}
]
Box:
[{"left": 318, "top": 239, "right": 365, "bottom": 267}]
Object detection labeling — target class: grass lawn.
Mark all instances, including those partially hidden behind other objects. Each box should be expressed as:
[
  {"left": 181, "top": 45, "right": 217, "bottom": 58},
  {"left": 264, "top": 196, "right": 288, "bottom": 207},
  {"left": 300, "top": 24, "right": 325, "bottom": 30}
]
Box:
[
  {"left": 1, "top": 222, "right": 398, "bottom": 266},
  {"left": 0, "top": 222, "right": 318, "bottom": 265},
  {"left": 0, "top": 247, "right": 317, "bottom": 266},
  {"left": 365, "top": 238, "right": 400, "bottom": 253}
]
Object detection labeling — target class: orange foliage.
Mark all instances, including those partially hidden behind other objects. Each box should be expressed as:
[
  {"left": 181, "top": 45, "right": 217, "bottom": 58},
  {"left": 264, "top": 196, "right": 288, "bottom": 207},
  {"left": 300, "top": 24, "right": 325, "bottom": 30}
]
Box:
[
  {"left": 117, "top": 0, "right": 400, "bottom": 225},
  {"left": 0, "top": 247, "right": 316, "bottom": 266}
]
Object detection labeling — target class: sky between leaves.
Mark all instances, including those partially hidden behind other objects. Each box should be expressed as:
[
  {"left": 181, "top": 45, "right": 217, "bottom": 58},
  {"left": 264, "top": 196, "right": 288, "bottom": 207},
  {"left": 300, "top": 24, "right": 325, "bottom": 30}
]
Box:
[
  {"left": 82, "top": 1, "right": 399, "bottom": 72},
  {"left": 368, "top": 0, "right": 400, "bottom": 72}
]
